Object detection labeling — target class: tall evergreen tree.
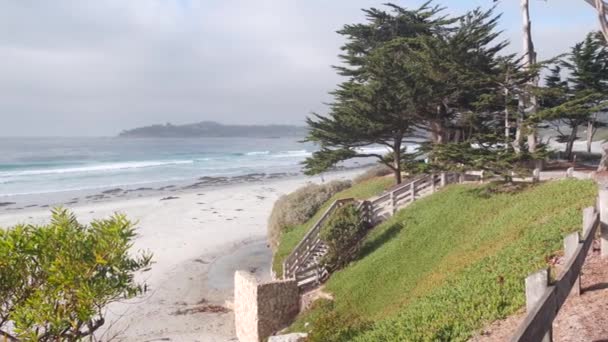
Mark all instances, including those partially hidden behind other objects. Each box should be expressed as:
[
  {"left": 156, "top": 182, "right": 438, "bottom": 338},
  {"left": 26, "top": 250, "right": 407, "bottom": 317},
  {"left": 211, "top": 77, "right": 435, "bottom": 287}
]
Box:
[
  {"left": 538, "top": 32, "right": 608, "bottom": 158},
  {"left": 304, "top": 3, "right": 450, "bottom": 184},
  {"left": 387, "top": 7, "right": 509, "bottom": 144},
  {"left": 539, "top": 66, "right": 585, "bottom": 159}
]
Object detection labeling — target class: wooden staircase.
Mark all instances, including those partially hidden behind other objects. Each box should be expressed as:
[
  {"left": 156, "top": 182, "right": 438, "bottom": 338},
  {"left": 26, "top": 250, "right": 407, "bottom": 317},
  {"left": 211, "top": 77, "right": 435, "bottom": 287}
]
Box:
[{"left": 283, "top": 172, "right": 468, "bottom": 290}]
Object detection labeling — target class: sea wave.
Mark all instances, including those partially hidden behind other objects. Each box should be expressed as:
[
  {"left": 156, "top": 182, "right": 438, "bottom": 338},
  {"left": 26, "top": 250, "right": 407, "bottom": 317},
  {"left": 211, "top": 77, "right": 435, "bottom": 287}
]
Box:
[
  {"left": 272, "top": 150, "right": 311, "bottom": 158},
  {"left": 0, "top": 160, "right": 195, "bottom": 177},
  {"left": 355, "top": 145, "right": 420, "bottom": 155},
  {"left": 245, "top": 151, "right": 271, "bottom": 156},
  {"left": 355, "top": 146, "right": 390, "bottom": 155}
]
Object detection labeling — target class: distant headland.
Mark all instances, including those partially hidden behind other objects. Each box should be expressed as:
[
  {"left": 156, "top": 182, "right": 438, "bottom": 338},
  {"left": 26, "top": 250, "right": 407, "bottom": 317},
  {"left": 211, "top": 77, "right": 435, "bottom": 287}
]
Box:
[{"left": 118, "top": 121, "right": 308, "bottom": 138}]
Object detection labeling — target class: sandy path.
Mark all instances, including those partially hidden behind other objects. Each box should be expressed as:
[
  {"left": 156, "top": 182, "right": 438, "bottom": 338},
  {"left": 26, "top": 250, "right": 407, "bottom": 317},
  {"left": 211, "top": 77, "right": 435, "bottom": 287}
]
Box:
[{"left": 0, "top": 170, "right": 360, "bottom": 341}]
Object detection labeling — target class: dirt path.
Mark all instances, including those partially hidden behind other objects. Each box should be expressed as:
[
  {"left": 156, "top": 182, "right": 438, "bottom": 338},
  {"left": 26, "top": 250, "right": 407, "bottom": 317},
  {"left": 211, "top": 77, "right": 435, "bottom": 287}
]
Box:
[{"left": 470, "top": 240, "right": 608, "bottom": 342}]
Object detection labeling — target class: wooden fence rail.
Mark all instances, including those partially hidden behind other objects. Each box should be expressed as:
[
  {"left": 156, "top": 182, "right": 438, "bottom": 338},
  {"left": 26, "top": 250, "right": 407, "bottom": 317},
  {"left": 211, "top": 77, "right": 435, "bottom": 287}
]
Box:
[
  {"left": 283, "top": 198, "right": 355, "bottom": 279},
  {"left": 283, "top": 168, "right": 541, "bottom": 286},
  {"left": 511, "top": 206, "right": 601, "bottom": 342},
  {"left": 283, "top": 172, "right": 469, "bottom": 281}
]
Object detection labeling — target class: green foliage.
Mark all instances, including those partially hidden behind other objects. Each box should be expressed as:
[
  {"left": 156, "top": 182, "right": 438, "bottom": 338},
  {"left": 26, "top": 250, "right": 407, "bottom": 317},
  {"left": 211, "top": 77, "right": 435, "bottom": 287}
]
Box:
[
  {"left": 421, "top": 136, "right": 548, "bottom": 178},
  {"left": 272, "top": 177, "right": 394, "bottom": 277},
  {"left": 267, "top": 180, "right": 352, "bottom": 251},
  {"left": 536, "top": 31, "right": 608, "bottom": 159},
  {"left": 320, "top": 204, "right": 366, "bottom": 270},
  {"left": 305, "top": 299, "right": 372, "bottom": 342},
  {"left": 0, "top": 209, "right": 152, "bottom": 341},
  {"left": 303, "top": 2, "right": 531, "bottom": 181},
  {"left": 292, "top": 180, "right": 596, "bottom": 341},
  {"left": 303, "top": 3, "right": 453, "bottom": 182}
]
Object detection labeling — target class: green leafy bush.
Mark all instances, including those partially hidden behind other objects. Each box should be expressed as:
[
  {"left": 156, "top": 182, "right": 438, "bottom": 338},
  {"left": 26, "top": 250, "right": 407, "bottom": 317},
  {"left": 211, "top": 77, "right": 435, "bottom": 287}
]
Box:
[
  {"left": 307, "top": 299, "right": 371, "bottom": 342},
  {"left": 320, "top": 203, "right": 366, "bottom": 270},
  {"left": 268, "top": 180, "right": 351, "bottom": 251},
  {"left": 0, "top": 208, "right": 152, "bottom": 341},
  {"left": 272, "top": 177, "right": 394, "bottom": 276}
]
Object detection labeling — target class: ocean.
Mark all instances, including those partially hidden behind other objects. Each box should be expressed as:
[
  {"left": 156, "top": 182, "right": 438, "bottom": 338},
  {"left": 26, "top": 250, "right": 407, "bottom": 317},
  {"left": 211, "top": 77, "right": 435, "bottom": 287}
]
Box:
[{"left": 0, "top": 137, "right": 388, "bottom": 198}]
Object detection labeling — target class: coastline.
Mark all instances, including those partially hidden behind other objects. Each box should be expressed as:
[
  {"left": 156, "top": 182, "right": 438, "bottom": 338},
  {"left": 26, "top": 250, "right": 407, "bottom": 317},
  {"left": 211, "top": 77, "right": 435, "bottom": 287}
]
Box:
[
  {"left": 0, "top": 164, "right": 375, "bottom": 214},
  {"left": 0, "top": 168, "right": 363, "bottom": 341}
]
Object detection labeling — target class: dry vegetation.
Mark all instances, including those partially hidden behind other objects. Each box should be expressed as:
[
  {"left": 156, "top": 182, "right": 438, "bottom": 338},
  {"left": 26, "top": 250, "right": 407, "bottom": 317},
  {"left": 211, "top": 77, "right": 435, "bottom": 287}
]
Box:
[
  {"left": 267, "top": 180, "right": 351, "bottom": 251},
  {"left": 353, "top": 165, "right": 393, "bottom": 184}
]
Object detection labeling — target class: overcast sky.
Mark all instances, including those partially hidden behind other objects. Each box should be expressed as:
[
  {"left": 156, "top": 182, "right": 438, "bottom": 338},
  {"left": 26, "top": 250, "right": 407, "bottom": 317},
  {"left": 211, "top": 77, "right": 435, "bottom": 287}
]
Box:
[{"left": 0, "top": 0, "right": 598, "bottom": 137}]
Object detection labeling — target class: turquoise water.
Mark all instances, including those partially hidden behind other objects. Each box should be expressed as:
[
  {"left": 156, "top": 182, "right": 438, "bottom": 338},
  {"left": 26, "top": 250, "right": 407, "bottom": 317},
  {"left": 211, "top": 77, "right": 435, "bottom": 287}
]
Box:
[{"left": 0, "top": 137, "right": 324, "bottom": 197}]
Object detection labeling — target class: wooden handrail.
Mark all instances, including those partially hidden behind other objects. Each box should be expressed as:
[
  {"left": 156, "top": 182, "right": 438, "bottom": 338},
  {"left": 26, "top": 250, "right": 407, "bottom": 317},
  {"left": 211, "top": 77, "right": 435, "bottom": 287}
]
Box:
[
  {"left": 511, "top": 208, "right": 600, "bottom": 341},
  {"left": 283, "top": 171, "right": 482, "bottom": 281},
  {"left": 283, "top": 198, "right": 355, "bottom": 278}
]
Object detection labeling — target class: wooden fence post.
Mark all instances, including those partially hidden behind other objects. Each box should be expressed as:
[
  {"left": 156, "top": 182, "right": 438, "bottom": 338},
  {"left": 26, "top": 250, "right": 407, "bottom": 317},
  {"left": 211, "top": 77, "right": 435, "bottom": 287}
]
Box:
[
  {"left": 411, "top": 181, "right": 417, "bottom": 202},
  {"left": 598, "top": 186, "right": 608, "bottom": 258},
  {"left": 525, "top": 269, "right": 552, "bottom": 342},
  {"left": 479, "top": 170, "right": 485, "bottom": 184},
  {"left": 564, "top": 232, "right": 581, "bottom": 296},
  {"left": 390, "top": 190, "right": 396, "bottom": 215},
  {"left": 566, "top": 167, "right": 574, "bottom": 178},
  {"left": 440, "top": 172, "right": 446, "bottom": 187},
  {"left": 533, "top": 168, "right": 541, "bottom": 183},
  {"left": 582, "top": 207, "right": 596, "bottom": 238},
  {"left": 431, "top": 174, "right": 436, "bottom": 193},
  {"left": 459, "top": 173, "right": 464, "bottom": 184}
]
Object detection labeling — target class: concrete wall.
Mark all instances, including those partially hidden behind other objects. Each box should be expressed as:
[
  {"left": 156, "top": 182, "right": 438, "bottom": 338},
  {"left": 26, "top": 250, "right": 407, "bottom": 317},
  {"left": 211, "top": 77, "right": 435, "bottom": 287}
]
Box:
[{"left": 234, "top": 271, "right": 300, "bottom": 342}]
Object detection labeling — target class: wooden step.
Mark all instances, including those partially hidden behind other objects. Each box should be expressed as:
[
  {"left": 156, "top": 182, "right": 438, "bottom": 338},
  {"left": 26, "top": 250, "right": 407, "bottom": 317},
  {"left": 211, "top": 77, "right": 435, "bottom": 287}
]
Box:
[{"left": 297, "top": 275, "right": 318, "bottom": 288}]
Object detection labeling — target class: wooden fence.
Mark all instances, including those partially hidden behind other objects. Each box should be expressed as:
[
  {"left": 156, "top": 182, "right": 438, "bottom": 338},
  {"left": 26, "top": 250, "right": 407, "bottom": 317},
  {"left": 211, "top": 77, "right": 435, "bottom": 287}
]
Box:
[
  {"left": 280, "top": 166, "right": 606, "bottom": 339},
  {"left": 283, "top": 172, "right": 466, "bottom": 280},
  {"left": 283, "top": 168, "right": 542, "bottom": 284},
  {"left": 510, "top": 205, "right": 602, "bottom": 341},
  {"left": 283, "top": 198, "right": 356, "bottom": 280}
]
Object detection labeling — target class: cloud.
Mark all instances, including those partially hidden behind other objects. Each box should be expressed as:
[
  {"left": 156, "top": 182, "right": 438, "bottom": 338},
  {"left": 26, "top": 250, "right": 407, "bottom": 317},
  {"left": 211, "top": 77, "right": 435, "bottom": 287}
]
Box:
[{"left": 0, "top": 0, "right": 599, "bottom": 136}]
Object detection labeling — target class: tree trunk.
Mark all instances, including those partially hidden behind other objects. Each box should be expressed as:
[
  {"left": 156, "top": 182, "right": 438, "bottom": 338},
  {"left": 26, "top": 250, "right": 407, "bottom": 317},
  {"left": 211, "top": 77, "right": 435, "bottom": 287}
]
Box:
[
  {"left": 430, "top": 120, "right": 445, "bottom": 144},
  {"left": 505, "top": 87, "right": 510, "bottom": 146},
  {"left": 587, "top": 119, "right": 595, "bottom": 153},
  {"left": 521, "top": 0, "right": 539, "bottom": 154},
  {"left": 514, "top": 116, "right": 523, "bottom": 153},
  {"left": 590, "top": 0, "right": 608, "bottom": 42},
  {"left": 582, "top": 0, "right": 608, "bottom": 42},
  {"left": 393, "top": 135, "right": 403, "bottom": 184},
  {"left": 598, "top": 142, "right": 608, "bottom": 172},
  {"left": 566, "top": 125, "right": 578, "bottom": 161}
]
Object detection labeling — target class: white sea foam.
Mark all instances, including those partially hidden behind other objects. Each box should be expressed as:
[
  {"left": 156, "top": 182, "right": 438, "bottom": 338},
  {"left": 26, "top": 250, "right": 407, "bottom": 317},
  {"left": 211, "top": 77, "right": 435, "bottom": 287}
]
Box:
[
  {"left": 355, "top": 146, "right": 390, "bottom": 155},
  {"left": 0, "top": 160, "right": 194, "bottom": 177},
  {"left": 355, "top": 145, "right": 420, "bottom": 155},
  {"left": 245, "top": 151, "right": 271, "bottom": 156},
  {"left": 273, "top": 150, "right": 311, "bottom": 158}
]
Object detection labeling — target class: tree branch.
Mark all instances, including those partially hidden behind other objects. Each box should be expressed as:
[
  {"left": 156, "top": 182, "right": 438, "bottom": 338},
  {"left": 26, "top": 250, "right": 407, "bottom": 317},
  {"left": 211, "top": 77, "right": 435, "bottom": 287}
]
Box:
[{"left": 584, "top": 0, "right": 608, "bottom": 15}]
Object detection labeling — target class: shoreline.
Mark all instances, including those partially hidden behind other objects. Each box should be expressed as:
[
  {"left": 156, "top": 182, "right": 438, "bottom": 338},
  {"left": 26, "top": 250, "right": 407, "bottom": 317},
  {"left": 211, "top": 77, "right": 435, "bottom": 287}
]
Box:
[
  {"left": 0, "top": 164, "right": 374, "bottom": 215},
  {"left": 0, "top": 168, "right": 364, "bottom": 341}
]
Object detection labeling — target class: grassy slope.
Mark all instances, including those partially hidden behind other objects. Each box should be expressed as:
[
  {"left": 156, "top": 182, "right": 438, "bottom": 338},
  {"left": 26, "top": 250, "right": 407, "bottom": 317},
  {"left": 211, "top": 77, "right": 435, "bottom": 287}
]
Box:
[
  {"left": 292, "top": 179, "right": 596, "bottom": 341},
  {"left": 273, "top": 177, "right": 394, "bottom": 276}
]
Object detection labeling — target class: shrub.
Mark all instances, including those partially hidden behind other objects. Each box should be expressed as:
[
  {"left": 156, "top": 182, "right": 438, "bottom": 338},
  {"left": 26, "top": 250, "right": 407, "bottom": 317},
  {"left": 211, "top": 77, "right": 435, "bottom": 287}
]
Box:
[
  {"left": 0, "top": 208, "right": 152, "bottom": 341},
  {"left": 320, "top": 203, "right": 366, "bottom": 270},
  {"left": 306, "top": 299, "right": 371, "bottom": 342},
  {"left": 292, "top": 179, "right": 596, "bottom": 341},
  {"left": 268, "top": 180, "right": 351, "bottom": 251},
  {"left": 353, "top": 165, "right": 393, "bottom": 184}
]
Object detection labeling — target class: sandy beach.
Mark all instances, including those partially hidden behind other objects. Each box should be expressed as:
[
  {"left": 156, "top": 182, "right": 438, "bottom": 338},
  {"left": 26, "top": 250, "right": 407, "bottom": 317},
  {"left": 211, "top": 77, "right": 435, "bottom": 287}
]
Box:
[{"left": 0, "top": 169, "right": 360, "bottom": 341}]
